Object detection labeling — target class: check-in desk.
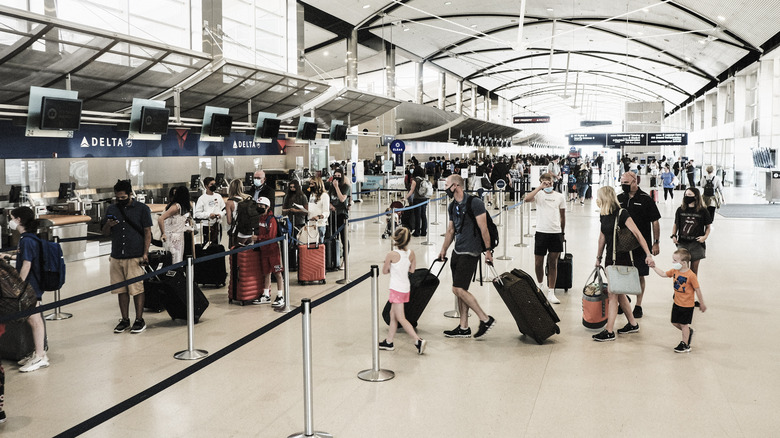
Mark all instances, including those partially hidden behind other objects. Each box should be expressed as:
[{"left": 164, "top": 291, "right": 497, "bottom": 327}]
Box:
[{"left": 38, "top": 214, "right": 91, "bottom": 262}]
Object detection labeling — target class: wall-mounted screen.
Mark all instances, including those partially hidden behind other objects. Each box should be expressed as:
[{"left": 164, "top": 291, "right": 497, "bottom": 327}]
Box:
[
  {"left": 299, "top": 121, "right": 318, "bottom": 140},
  {"left": 40, "top": 96, "right": 82, "bottom": 131},
  {"left": 209, "top": 113, "right": 233, "bottom": 137},
  {"left": 139, "top": 106, "right": 170, "bottom": 134},
  {"left": 260, "top": 118, "right": 281, "bottom": 139},
  {"left": 331, "top": 124, "right": 348, "bottom": 141}
]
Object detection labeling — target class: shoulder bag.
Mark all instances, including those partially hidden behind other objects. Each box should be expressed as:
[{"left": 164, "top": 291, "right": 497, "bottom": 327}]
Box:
[
  {"left": 615, "top": 208, "right": 640, "bottom": 253},
  {"left": 583, "top": 266, "right": 608, "bottom": 297},
  {"left": 605, "top": 212, "right": 642, "bottom": 295}
]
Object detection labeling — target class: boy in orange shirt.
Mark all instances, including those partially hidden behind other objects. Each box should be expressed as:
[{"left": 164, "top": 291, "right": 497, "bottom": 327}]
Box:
[{"left": 652, "top": 248, "right": 707, "bottom": 353}]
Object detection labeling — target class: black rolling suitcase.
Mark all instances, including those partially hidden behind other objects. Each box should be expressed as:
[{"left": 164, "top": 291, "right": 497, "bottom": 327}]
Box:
[
  {"left": 194, "top": 242, "right": 227, "bottom": 286},
  {"left": 546, "top": 240, "right": 573, "bottom": 291},
  {"left": 491, "top": 267, "right": 560, "bottom": 344},
  {"left": 0, "top": 318, "right": 47, "bottom": 361},
  {"left": 382, "top": 258, "right": 447, "bottom": 328},
  {"left": 144, "top": 250, "right": 173, "bottom": 312},
  {"left": 325, "top": 215, "right": 340, "bottom": 272},
  {"left": 146, "top": 268, "right": 209, "bottom": 323}
]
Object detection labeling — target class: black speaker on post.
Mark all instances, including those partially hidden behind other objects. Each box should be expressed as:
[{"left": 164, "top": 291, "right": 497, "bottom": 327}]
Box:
[
  {"left": 260, "top": 118, "right": 281, "bottom": 139},
  {"left": 331, "top": 124, "right": 348, "bottom": 141},
  {"left": 40, "top": 96, "right": 82, "bottom": 131},
  {"left": 299, "top": 121, "right": 318, "bottom": 140},
  {"left": 209, "top": 113, "right": 233, "bottom": 137},
  {"left": 139, "top": 106, "right": 170, "bottom": 134}
]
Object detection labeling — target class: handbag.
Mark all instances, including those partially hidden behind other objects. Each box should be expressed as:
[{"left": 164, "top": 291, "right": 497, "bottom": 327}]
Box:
[
  {"left": 605, "top": 217, "right": 642, "bottom": 295},
  {"left": 297, "top": 222, "right": 320, "bottom": 245},
  {"left": 583, "top": 266, "right": 608, "bottom": 297},
  {"left": 614, "top": 209, "right": 640, "bottom": 253}
]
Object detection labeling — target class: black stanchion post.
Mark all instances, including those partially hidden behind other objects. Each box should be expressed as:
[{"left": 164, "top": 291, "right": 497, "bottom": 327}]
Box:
[
  {"left": 45, "top": 236, "right": 73, "bottom": 321},
  {"left": 358, "top": 265, "right": 395, "bottom": 382},
  {"left": 289, "top": 298, "right": 332, "bottom": 438},
  {"left": 174, "top": 256, "right": 208, "bottom": 360}
]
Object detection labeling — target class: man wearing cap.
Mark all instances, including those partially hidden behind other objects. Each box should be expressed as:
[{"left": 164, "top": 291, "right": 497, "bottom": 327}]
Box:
[
  {"left": 251, "top": 197, "right": 285, "bottom": 307},
  {"left": 617, "top": 171, "right": 661, "bottom": 319}
]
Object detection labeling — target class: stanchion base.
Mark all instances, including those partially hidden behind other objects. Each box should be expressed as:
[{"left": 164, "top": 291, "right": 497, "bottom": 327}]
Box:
[
  {"left": 174, "top": 349, "right": 209, "bottom": 360},
  {"left": 336, "top": 278, "right": 351, "bottom": 284},
  {"left": 524, "top": 233, "right": 533, "bottom": 237},
  {"left": 357, "top": 368, "right": 395, "bottom": 382},
  {"left": 275, "top": 304, "right": 298, "bottom": 314},
  {"left": 496, "top": 256, "right": 513, "bottom": 260},
  {"left": 431, "top": 221, "right": 440, "bottom": 225},
  {"left": 288, "top": 431, "right": 333, "bottom": 438},
  {"left": 443, "top": 310, "right": 470, "bottom": 318},
  {"left": 45, "top": 312, "right": 73, "bottom": 321},
  {"left": 514, "top": 243, "right": 529, "bottom": 247},
  {"left": 420, "top": 241, "right": 435, "bottom": 246}
]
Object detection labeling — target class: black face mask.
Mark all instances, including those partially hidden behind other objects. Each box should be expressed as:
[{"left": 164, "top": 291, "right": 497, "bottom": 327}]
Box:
[
  {"left": 258, "top": 206, "right": 267, "bottom": 214},
  {"left": 683, "top": 195, "right": 696, "bottom": 205},
  {"left": 445, "top": 186, "right": 455, "bottom": 199},
  {"left": 209, "top": 185, "right": 216, "bottom": 192},
  {"left": 621, "top": 184, "right": 632, "bottom": 193},
  {"left": 117, "top": 198, "right": 129, "bottom": 207}
]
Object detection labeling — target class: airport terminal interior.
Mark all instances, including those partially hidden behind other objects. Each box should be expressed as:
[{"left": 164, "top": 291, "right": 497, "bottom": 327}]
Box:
[{"left": 1, "top": 0, "right": 780, "bottom": 437}]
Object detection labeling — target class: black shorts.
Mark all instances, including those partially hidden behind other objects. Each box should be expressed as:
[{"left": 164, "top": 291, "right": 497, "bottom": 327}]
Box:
[
  {"left": 631, "top": 247, "right": 651, "bottom": 276},
  {"left": 671, "top": 304, "right": 694, "bottom": 325},
  {"left": 451, "top": 252, "right": 479, "bottom": 290},
  {"left": 534, "top": 232, "right": 563, "bottom": 256}
]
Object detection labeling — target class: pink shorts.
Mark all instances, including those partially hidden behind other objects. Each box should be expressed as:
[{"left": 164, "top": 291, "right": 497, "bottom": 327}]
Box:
[{"left": 388, "top": 289, "right": 410, "bottom": 304}]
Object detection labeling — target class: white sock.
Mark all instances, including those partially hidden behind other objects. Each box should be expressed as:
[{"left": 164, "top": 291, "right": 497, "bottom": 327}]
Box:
[
  {"left": 277, "top": 291, "right": 284, "bottom": 297},
  {"left": 263, "top": 289, "right": 270, "bottom": 297}
]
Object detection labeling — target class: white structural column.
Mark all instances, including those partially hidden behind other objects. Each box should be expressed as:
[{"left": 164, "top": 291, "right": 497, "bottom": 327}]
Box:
[
  {"left": 385, "top": 42, "right": 396, "bottom": 98},
  {"left": 438, "top": 72, "right": 446, "bottom": 110},
  {"left": 415, "top": 61, "right": 424, "bottom": 104},
  {"left": 471, "top": 85, "right": 477, "bottom": 118},
  {"left": 346, "top": 28, "right": 358, "bottom": 88},
  {"left": 455, "top": 80, "right": 463, "bottom": 115}
]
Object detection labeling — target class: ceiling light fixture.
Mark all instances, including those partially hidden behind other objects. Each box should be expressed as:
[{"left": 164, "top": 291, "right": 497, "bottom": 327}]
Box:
[
  {"left": 471, "top": 24, "right": 477, "bottom": 28},
  {"left": 444, "top": 1, "right": 452, "bottom": 4},
  {"left": 717, "top": 15, "right": 726, "bottom": 21},
  {"left": 363, "top": 4, "right": 371, "bottom": 9},
  {"left": 403, "top": 27, "right": 410, "bottom": 32},
  {"left": 547, "top": 8, "right": 554, "bottom": 12}
]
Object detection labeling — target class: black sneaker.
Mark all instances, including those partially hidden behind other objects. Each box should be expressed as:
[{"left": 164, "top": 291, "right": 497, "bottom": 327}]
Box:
[
  {"left": 113, "top": 318, "right": 131, "bottom": 333},
  {"left": 687, "top": 327, "right": 694, "bottom": 346},
  {"left": 592, "top": 330, "right": 615, "bottom": 342},
  {"left": 130, "top": 318, "right": 146, "bottom": 334},
  {"left": 378, "top": 340, "right": 394, "bottom": 351},
  {"left": 674, "top": 341, "right": 691, "bottom": 353},
  {"left": 632, "top": 305, "right": 643, "bottom": 319},
  {"left": 0, "top": 410, "right": 5, "bottom": 424},
  {"left": 617, "top": 322, "right": 640, "bottom": 334},
  {"left": 443, "top": 326, "right": 472, "bottom": 338},
  {"left": 474, "top": 316, "right": 496, "bottom": 339},
  {"left": 415, "top": 339, "right": 427, "bottom": 355}
]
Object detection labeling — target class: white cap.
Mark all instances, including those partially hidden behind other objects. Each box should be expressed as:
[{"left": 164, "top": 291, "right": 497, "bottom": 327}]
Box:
[{"left": 257, "top": 196, "right": 271, "bottom": 207}]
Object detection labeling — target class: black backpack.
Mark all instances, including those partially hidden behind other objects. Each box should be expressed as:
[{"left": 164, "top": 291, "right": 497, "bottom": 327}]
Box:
[
  {"left": 703, "top": 176, "right": 715, "bottom": 197},
  {"left": 235, "top": 198, "right": 260, "bottom": 236},
  {"left": 456, "top": 196, "right": 499, "bottom": 252}
]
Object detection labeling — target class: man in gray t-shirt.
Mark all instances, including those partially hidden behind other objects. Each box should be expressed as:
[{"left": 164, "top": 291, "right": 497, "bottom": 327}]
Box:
[{"left": 438, "top": 174, "right": 496, "bottom": 339}]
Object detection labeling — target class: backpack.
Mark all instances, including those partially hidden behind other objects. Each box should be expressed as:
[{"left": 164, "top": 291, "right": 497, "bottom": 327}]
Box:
[
  {"left": 263, "top": 215, "right": 291, "bottom": 239},
  {"left": 29, "top": 235, "right": 66, "bottom": 291},
  {"left": 455, "top": 196, "right": 499, "bottom": 252},
  {"left": 235, "top": 198, "right": 260, "bottom": 236},
  {"left": 416, "top": 177, "right": 433, "bottom": 198},
  {"left": 703, "top": 176, "right": 715, "bottom": 197}
]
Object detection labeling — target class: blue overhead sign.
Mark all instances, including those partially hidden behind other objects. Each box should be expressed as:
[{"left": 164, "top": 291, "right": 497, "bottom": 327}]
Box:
[{"left": 389, "top": 139, "right": 406, "bottom": 154}]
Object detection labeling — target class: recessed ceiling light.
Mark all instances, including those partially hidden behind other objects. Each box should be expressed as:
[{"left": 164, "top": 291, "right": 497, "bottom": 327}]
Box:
[
  {"left": 637, "top": 31, "right": 644, "bottom": 35},
  {"left": 403, "top": 27, "right": 410, "bottom": 31},
  {"left": 717, "top": 15, "right": 726, "bottom": 21},
  {"left": 698, "top": 39, "right": 706, "bottom": 44},
  {"left": 471, "top": 24, "right": 477, "bottom": 28},
  {"left": 363, "top": 4, "right": 371, "bottom": 9},
  {"left": 323, "top": 51, "right": 329, "bottom": 56},
  {"left": 444, "top": 1, "right": 452, "bottom": 4},
  {"left": 685, "top": 56, "right": 691, "bottom": 61},
  {"left": 546, "top": 8, "right": 554, "bottom": 12},
  {"left": 642, "top": 8, "right": 649, "bottom": 12}
]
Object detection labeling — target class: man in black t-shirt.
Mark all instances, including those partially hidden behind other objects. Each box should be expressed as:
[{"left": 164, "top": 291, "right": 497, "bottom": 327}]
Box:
[{"left": 617, "top": 172, "right": 661, "bottom": 318}]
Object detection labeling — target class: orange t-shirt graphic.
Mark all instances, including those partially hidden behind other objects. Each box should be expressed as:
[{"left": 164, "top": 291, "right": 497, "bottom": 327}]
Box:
[{"left": 666, "top": 269, "right": 700, "bottom": 307}]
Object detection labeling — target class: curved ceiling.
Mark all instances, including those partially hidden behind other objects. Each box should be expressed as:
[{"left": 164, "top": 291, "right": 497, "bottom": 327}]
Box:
[{"left": 301, "top": 0, "right": 780, "bottom": 122}]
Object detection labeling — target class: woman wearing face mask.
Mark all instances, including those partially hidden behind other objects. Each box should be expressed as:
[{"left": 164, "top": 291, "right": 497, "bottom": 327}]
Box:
[
  {"left": 158, "top": 186, "right": 194, "bottom": 264},
  {"left": 592, "top": 186, "right": 655, "bottom": 341},
  {"left": 306, "top": 177, "right": 329, "bottom": 242},
  {"left": 328, "top": 168, "right": 351, "bottom": 268},
  {"left": 3, "top": 207, "right": 48, "bottom": 372},
  {"left": 282, "top": 180, "right": 308, "bottom": 232},
  {"left": 671, "top": 188, "right": 711, "bottom": 276},
  {"left": 225, "top": 179, "right": 250, "bottom": 247}
]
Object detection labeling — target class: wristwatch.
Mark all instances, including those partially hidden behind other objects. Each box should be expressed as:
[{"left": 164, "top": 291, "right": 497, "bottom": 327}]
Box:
[
  {"left": 653, "top": 239, "right": 659, "bottom": 244},
  {"left": 670, "top": 234, "right": 676, "bottom": 239}
]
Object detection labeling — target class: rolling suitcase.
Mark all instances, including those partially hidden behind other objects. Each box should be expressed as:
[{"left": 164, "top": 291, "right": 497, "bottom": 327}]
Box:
[
  {"left": 325, "top": 215, "right": 340, "bottom": 272},
  {"left": 144, "top": 250, "right": 172, "bottom": 312},
  {"left": 228, "top": 247, "right": 264, "bottom": 305},
  {"left": 382, "top": 258, "right": 447, "bottom": 328},
  {"left": 194, "top": 242, "right": 227, "bottom": 286},
  {"left": 146, "top": 268, "right": 209, "bottom": 323},
  {"left": 298, "top": 243, "right": 326, "bottom": 285},
  {"left": 0, "top": 318, "right": 47, "bottom": 361},
  {"left": 491, "top": 267, "right": 560, "bottom": 344},
  {"left": 546, "top": 240, "right": 572, "bottom": 291}
]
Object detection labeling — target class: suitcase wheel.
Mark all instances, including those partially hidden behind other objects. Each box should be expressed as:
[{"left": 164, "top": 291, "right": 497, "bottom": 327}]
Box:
[
  {"left": 554, "top": 325, "right": 560, "bottom": 334},
  {"left": 320, "top": 280, "right": 326, "bottom": 284}
]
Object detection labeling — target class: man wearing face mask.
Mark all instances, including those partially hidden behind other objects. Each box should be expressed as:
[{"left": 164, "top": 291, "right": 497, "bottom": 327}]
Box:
[
  {"left": 194, "top": 176, "right": 226, "bottom": 245},
  {"left": 328, "top": 167, "right": 351, "bottom": 269},
  {"left": 617, "top": 171, "right": 661, "bottom": 318},
  {"left": 524, "top": 173, "right": 566, "bottom": 304},
  {"left": 248, "top": 170, "right": 276, "bottom": 210}
]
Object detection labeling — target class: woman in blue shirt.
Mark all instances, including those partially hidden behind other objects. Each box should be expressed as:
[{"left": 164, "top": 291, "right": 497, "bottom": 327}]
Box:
[
  {"left": 6, "top": 207, "right": 48, "bottom": 372},
  {"left": 661, "top": 165, "right": 675, "bottom": 201}
]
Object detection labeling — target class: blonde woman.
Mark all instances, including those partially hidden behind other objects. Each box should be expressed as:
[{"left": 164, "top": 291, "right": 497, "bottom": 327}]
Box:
[
  {"left": 592, "top": 186, "right": 654, "bottom": 342},
  {"left": 306, "top": 176, "right": 330, "bottom": 242}
]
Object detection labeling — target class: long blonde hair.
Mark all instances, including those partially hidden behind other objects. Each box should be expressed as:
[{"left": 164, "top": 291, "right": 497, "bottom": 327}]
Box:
[
  {"left": 310, "top": 176, "right": 325, "bottom": 202},
  {"left": 597, "top": 186, "right": 620, "bottom": 216},
  {"left": 228, "top": 179, "right": 249, "bottom": 201}
]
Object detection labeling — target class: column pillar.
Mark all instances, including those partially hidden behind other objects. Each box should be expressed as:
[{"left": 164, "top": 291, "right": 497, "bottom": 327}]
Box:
[
  {"left": 415, "top": 61, "right": 424, "bottom": 104},
  {"left": 346, "top": 28, "right": 358, "bottom": 88},
  {"left": 437, "top": 72, "right": 446, "bottom": 110},
  {"left": 455, "top": 80, "right": 463, "bottom": 114},
  {"left": 385, "top": 42, "right": 396, "bottom": 98}
]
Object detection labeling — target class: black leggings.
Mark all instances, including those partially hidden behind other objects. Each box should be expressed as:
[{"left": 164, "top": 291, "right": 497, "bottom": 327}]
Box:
[
  {"left": 664, "top": 188, "right": 674, "bottom": 200},
  {"left": 707, "top": 206, "right": 716, "bottom": 222}
]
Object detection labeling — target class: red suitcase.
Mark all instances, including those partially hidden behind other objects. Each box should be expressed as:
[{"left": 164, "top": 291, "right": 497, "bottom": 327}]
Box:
[
  {"left": 229, "top": 247, "right": 264, "bottom": 305},
  {"left": 298, "top": 243, "right": 326, "bottom": 285}
]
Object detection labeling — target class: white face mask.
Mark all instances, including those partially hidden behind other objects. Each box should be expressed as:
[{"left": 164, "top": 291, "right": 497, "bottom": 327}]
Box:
[
  {"left": 8, "top": 219, "right": 18, "bottom": 231},
  {"left": 671, "top": 262, "right": 683, "bottom": 270},
  {"left": 253, "top": 179, "right": 263, "bottom": 187},
  {"left": 543, "top": 187, "right": 554, "bottom": 194}
]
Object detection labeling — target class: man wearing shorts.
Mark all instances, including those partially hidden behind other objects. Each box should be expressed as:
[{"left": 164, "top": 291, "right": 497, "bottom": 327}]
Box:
[
  {"left": 618, "top": 171, "right": 661, "bottom": 318},
  {"left": 252, "top": 197, "right": 285, "bottom": 309},
  {"left": 524, "top": 172, "right": 566, "bottom": 304},
  {"left": 103, "top": 180, "right": 152, "bottom": 334},
  {"left": 438, "top": 174, "right": 496, "bottom": 339}
]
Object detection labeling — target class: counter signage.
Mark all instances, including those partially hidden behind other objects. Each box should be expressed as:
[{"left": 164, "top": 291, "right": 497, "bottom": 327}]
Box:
[
  {"left": 513, "top": 116, "right": 550, "bottom": 124},
  {"left": 568, "top": 133, "right": 606, "bottom": 146},
  {"left": 607, "top": 133, "right": 647, "bottom": 147},
  {"left": 647, "top": 132, "right": 688, "bottom": 145}
]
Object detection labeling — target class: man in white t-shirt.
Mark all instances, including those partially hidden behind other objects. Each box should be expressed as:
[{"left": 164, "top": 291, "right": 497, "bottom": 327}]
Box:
[
  {"left": 193, "top": 176, "right": 226, "bottom": 245},
  {"left": 547, "top": 159, "right": 562, "bottom": 192},
  {"left": 524, "top": 172, "right": 566, "bottom": 304}
]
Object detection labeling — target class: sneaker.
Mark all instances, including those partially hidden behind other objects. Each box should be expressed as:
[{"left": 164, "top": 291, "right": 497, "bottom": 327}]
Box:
[
  {"left": 415, "top": 339, "right": 427, "bottom": 355},
  {"left": 687, "top": 327, "right": 694, "bottom": 346},
  {"left": 113, "top": 318, "right": 131, "bottom": 333},
  {"left": 632, "top": 305, "right": 643, "bottom": 319},
  {"left": 443, "top": 325, "right": 472, "bottom": 338},
  {"left": 546, "top": 291, "right": 560, "bottom": 304},
  {"left": 19, "top": 354, "right": 49, "bottom": 373},
  {"left": 17, "top": 352, "right": 34, "bottom": 367},
  {"left": 378, "top": 340, "right": 394, "bottom": 351},
  {"left": 617, "top": 322, "right": 640, "bottom": 334},
  {"left": 130, "top": 318, "right": 146, "bottom": 334},
  {"left": 0, "top": 411, "right": 5, "bottom": 424},
  {"left": 674, "top": 341, "right": 691, "bottom": 353},
  {"left": 272, "top": 295, "right": 285, "bottom": 308},
  {"left": 474, "top": 316, "right": 496, "bottom": 339},
  {"left": 592, "top": 330, "right": 616, "bottom": 342},
  {"left": 252, "top": 295, "right": 271, "bottom": 305}
]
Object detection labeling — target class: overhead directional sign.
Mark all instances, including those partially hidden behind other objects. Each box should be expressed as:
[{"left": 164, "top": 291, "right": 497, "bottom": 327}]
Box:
[
  {"left": 568, "top": 133, "right": 606, "bottom": 145},
  {"left": 647, "top": 132, "right": 688, "bottom": 145},
  {"left": 513, "top": 116, "right": 550, "bottom": 124},
  {"left": 607, "top": 133, "right": 647, "bottom": 147}
]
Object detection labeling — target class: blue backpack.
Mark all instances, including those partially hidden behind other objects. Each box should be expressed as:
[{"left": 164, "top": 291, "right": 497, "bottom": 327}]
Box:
[{"left": 29, "top": 235, "right": 66, "bottom": 291}]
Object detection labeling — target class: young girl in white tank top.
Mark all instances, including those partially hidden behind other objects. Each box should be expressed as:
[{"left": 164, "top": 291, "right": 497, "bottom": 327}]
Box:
[{"left": 379, "top": 228, "right": 427, "bottom": 355}]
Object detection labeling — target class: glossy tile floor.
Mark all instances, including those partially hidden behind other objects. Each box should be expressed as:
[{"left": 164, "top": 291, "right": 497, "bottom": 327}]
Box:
[{"left": 2, "top": 179, "right": 779, "bottom": 437}]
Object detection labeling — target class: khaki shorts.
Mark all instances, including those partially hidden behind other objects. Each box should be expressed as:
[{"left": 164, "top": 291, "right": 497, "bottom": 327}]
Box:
[{"left": 110, "top": 257, "right": 146, "bottom": 296}]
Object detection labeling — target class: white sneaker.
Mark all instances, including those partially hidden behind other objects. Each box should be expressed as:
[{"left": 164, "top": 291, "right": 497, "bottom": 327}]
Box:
[
  {"left": 252, "top": 295, "right": 271, "bottom": 305},
  {"left": 272, "top": 295, "right": 285, "bottom": 308},
  {"left": 19, "top": 354, "right": 49, "bottom": 373},
  {"left": 17, "top": 352, "right": 34, "bottom": 367},
  {"left": 547, "top": 291, "right": 561, "bottom": 304}
]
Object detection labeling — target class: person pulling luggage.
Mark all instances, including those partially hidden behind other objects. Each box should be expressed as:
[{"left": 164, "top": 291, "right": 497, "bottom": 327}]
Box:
[
  {"left": 251, "top": 197, "right": 285, "bottom": 308},
  {"left": 437, "top": 174, "right": 496, "bottom": 339}
]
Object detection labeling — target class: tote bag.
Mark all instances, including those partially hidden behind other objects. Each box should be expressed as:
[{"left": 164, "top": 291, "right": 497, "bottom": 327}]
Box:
[{"left": 605, "top": 212, "right": 642, "bottom": 295}]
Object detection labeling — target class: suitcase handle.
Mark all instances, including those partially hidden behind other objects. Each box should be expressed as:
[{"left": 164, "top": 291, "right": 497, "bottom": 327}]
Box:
[
  {"left": 430, "top": 257, "right": 448, "bottom": 278},
  {"left": 486, "top": 261, "right": 503, "bottom": 286}
]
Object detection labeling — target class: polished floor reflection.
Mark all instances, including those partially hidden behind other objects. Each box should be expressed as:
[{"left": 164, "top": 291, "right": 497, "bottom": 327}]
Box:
[{"left": 1, "top": 182, "right": 778, "bottom": 437}]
